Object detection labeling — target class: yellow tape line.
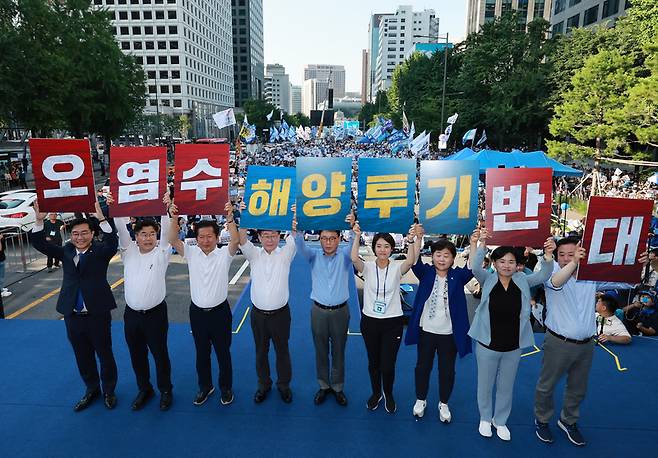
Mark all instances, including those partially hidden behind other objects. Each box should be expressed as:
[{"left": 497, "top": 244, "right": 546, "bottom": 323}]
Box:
[
  {"left": 521, "top": 345, "right": 541, "bottom": 358},
  {"left": 233, "top": 306, "right": 250, "bottom": 334},
  {"left": 596, "top": 341, "right": 628, "bottom": 372}
]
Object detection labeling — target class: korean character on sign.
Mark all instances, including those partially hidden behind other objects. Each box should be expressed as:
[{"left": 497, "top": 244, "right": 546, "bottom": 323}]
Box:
[
  {"left": 180, "top": 158, "right": 222, "bottom": 200},
  {"left": 249, "top": 178, "right": 292, "bottom": 216},
  {"left": 301, "top": 172, "right": 347, "bottom": 217},
  {"left": 42, "top": 155, "right": 88, "bottom": 198},
  {"left": 364, "top": 174, "right": 408, "bottom": 218},
  {"left": 117, "top": 159, "right": 159, "bottom": 204},
  {"left": 491, "top": 182, "right": 545, "bottom": 231},
  {"left": 425, "top": 175, "right": 473, "bottom": 220}
]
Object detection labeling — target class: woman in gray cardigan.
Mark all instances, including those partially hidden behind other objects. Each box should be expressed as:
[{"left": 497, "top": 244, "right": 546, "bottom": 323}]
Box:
[{"left": 468, "top": 228, "right": 555, "bottom": 441}]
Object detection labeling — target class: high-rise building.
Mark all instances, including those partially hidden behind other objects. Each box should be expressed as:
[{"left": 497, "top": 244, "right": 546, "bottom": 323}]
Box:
[
  {"left": 95, "top": 0, "right": 235, "bottom": 137},
  {"left": 302, "top": 79, "right": 320, "bottom": 116},
  {"left": 290, "top": 85, "right": 302, "bottom": 114},
  {"left": 303, "top": 64, "right": 346, "bottom": 99},
  {"left": 232, "top": 0, "right": 264, "bottom": 107},
  {"left": 466, "top": 0, "right": 552, "bottom": 35},
  {"left": 372, "top": 6, "right": 439, "bottom": 93},
  {"left": 361, "top": 49, "right": 369, "bottom": 105},
  {"left": 366, "top": 13, "right": 385, "bottom": 102},
  {"left": 264, "top": 64, "right": 291, "bottom": 113},
  {"left": 550, "top": 0, "right": 629, "bottom": 36}
]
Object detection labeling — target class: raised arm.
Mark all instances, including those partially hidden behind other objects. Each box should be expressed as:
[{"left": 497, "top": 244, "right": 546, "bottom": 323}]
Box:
[
  {"left": 400, "top": 224, "right": 417, "bottom": 275},
  {"left": 224, "top": 200, "right": 239, "bottom": 256},
  {"left": 351, "top": 220, "right": 365, "bottom": 273},
  {"left": 470, "top": 227, "right": 493, "bottom": 285},
  {"left": 525, "top": 237, "right": 556, "bottom": 288},
  {"left": 113, "top": 216, "right": 133, "bottom": 251},
  {"left": 167, "top": 199, "right": 185, "bottom": 256},
  {"left": 92, "top": 197, "right": 117, "bottom": 260},
  {"left": 550, "top": 244, "right": 585, "bottom": 289}
]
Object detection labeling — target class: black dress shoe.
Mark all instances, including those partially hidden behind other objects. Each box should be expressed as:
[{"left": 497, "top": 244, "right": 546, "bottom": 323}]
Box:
[
  {"left": 160, "top": 391, "right": 173, "bottom": 411},
  {"left": 220, "top": 389, "right": 234, "bottom": 405},
  {"left": 193, "top": 387, "right": 215, "bottom": 406},
  {"left": 103, "top": 393, "right": 117, "bottom": 410},
  {"left": 334, "top": 391, "right": 348, "bottom": 407},
  {"left": 279, "top": 388, "right": 293, "bottom": 404},
  {"left": 131, "top": 389, "right": 154, "bottom": 411},
  {"left": 73, "top": 389, "right": 100, "bottom": 412},
  {"left": 254, "top": 387, "right": 271, "bottom": 404},
  {"left": 313, "top": 388, "right": 331, "bottom": 405}
]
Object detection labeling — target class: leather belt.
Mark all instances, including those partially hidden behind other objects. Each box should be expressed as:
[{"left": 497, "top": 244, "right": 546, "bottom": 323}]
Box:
[
  {"left": 314, "top": 301, "right": 347, "bottom": 310},
  {"left": 548, "top": 328, "right": 592, "bottom": 345},
  {"left": 253, "top": 304, "right": 289, "bottom": 316},
  {"left": 191, "top": 300, "right": 229, "bottom": 312},
  {"left": 73, "top": 311, "right": 89, "bottom": 316},
  {"left": 128, "top": 301, "right": 165, "bottom": 315}
]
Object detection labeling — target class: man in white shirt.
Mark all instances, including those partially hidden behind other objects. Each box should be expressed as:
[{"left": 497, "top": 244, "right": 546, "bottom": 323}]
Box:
[
  {"left": 595, "top": 293, "right": 631, "bottom": 344},
  {"left": 169, "top": 201, "right": 239, "bottom": 407},
  {"left": 112, "top": 200, "right": 174, "bottom": 411},
  {"left": 238, "top": 226, "right": 296, "bottom": 404}
]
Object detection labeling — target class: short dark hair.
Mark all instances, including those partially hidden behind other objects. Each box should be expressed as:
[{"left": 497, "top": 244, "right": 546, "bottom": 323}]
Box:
[
  {"left": 319, "top": 229, "right": 341, "bottom": 237},
  {"left": 599, "top": 294, "right": 619, "bottom": 314},
  {"left": 556, "top": 236, "right": 581, "bottom": 249},
  {"left": 430, "top": 239, "right": 456, "bottom": 258},
  {"left": 195, "top": 220, "right": 219, "bottom": 237},
  {"left": 257, "top": 229, "right": 280, "bottom": 236},
  {"left": 134, "top": 218, "right": 159, "bottom": 234},
  {"left": 371, "top": 233, "right": 396, "bottom": 252},
  {"left": 491, "top": 246, "right": 520, "bottom": 263},
  {"left": 70, "top": 218, "right": 92, "bottom": 232},
  {"left": 513, "top": 247, "right": 528, "bottom": 265}
]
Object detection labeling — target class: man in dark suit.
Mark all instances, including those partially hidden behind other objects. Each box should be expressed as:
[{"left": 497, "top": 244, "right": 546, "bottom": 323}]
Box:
[{"left": 31, "top": 198, "right": 119, "bottom": 411}]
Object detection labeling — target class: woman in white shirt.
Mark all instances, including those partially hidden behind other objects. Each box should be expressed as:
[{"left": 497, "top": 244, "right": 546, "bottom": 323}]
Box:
[{"left": 351, "top": 221, "right": 417, "bottom": 414}]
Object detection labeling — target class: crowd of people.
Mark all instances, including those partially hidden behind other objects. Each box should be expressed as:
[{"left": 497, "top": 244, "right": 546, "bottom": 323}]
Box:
[{"left": 24, "top": 182, "right": 656, "bottom": 449}]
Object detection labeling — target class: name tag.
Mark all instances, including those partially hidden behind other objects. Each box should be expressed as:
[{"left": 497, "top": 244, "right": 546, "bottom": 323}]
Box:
[
  {"left": 372, "top": 300, "right": 387, "bottom": 315},
  {"left": 49, "top": 231, "right": 56, "bottom": 236}
]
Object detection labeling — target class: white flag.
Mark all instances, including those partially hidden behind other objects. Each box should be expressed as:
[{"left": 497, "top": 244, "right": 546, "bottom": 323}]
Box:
[
  {"left": 266, "top": 110, "right": 274, "bottom": 121},
  {"left": 212, "top": 108, "right": 236, "bottom": 129},
  {"left": 446, "top": 113, "right": 459, "bottom": 125},
  {"left": 411, "top": 131, "right": 430, "bottom": 155},
  {"left": 476, "top": 129, "right": 487, "bottom": 146}
]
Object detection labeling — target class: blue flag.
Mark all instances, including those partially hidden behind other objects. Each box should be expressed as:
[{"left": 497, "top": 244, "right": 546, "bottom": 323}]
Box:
[
  {"left": 296, "top": 157, "right": 352, "bottom": 231},
  {"left": 241, "top": 166, "right": 296, "bottom": 231},
  {"left": 357, "top": 158, "right": 416, "bottom": 233},
  {"left": 419, "top": 160, "right": 479, "bottom": 234},
  {"left": 462, "top": 128, "right": 476, "bottom": 144}
]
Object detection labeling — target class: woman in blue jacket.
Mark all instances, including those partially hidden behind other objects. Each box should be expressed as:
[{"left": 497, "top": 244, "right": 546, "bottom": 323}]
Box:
[
  {"left": 468, "top": 228, "right": 555, "bottom": 442},
  {"left": 405, "top": 225, "right": 478, "bottom": 422}
]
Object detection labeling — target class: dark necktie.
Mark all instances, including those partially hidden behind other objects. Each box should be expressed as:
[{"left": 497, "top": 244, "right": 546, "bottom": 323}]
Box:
[{"left": 74, "top": 252, "right": 87, "bottom": 312}]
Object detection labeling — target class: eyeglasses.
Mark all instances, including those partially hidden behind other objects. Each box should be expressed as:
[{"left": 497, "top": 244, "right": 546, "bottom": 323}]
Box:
[
  {"left": 71, "top": 231, "right": 91, "bottom": 238},
  {"left": 320, "top": 236, "right": 338, "bottom": 242},
  {"left": 260, "top": 234, "right": 279, "bottom": 240}
]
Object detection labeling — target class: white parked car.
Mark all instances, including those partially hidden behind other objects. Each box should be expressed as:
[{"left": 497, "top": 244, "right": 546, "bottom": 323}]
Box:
[{"left": 0, "top": 192, "right": 74, "bottom": 231}]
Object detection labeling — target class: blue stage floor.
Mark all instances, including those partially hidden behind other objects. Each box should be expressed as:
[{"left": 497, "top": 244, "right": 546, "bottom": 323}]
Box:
[{"left": 1, "top": 256, "right": 657, "bottom": 457}]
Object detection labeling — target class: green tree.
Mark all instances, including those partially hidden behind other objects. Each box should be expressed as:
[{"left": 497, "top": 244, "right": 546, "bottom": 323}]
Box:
[
  {"left": 242, "top": 99, "right": 277, "bottom": 132},
  {"left": 358, "top": 90, "right": 391, "bottom": 127},
  {"left": 283, "top": 112, "right": 309, "bottom": 127},
  {"left": 548, "top": 50, "right": 637, "bottom": 192},
  {"left": 622, "top": 42, "right": 658, "bottom": 150}
]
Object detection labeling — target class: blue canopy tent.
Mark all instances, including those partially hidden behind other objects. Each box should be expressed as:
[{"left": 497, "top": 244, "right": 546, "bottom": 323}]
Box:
[{"left": 444, "top": 148, "right": 582, "bottom": 177}]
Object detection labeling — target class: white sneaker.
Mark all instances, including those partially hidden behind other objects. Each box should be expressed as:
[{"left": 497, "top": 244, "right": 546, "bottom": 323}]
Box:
[
  {"left": 1, "top": 291, "right": 12, "bottom": 298},
  {"left": 493, "top": 422, "right": 511, "bottom": 441},
  {"left": 479, "top": 420, "right": 492, "bottom": 438},
  {"left": 2, "top": 287, "right": 7, "bottom": 292},
  {"left": 439, "top": 402, "right": 452, "bottom": 423},
  {"left": 412, "top": 399, "right": 426, "bottom": 418}
]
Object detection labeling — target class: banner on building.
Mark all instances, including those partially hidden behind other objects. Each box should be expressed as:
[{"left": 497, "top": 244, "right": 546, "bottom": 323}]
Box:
[
  {"left": 174, "top": 143, "right": 229, "bottom": 215},
  {"left": 29, "top": 138, "right": 96, "bottom": 212},
  {"left": 578, "top": 196, "right": 653, "bottom": 283},
  {"left": 109, "top": 146, "right": 167, "bottom": 217},
  {"left": 296, "top": 157, "right": 352, "bottom": 231},
  {"left": 485, "top": 168, "right": 552, "bottom": 247},
  {"left": 241, "top": 165, "right": 296, "bottom": 231},
  {"left": 357, "top": 158, "right": 415, "bottom": 234},
  {"left": 419, "top": 160, "right": 479, "bottom": 235}
]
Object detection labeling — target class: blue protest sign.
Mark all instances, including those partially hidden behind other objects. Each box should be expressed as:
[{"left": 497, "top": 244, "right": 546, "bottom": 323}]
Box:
[
  {"left": 357, "top": 158, "right": 416, "bottom": 234},
  {"left": 296, "top": 157, "right": 352, "bottom": 231},
  {"left": 419, "top": 160, "right": 479, "bottom": 235},
  {"left": 241, "top": 165, "right": 296, "bottom": 231}
]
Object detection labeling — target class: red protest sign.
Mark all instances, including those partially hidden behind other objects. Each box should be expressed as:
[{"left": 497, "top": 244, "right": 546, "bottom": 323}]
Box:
[
  {"left": 29, "top": 138, "right": 96, "bottom": 212},
  {"left": 578, "top": 196, "right": 653, "bottom": 283},
  {"left": 174, "top": 143, "right": 229, "bottom": 214},
  {"left": 485, "top": 168, "right": 552, "bottom": 247},
  {"left": 109, "top": 146, "right": 167, "bottom": 217}
]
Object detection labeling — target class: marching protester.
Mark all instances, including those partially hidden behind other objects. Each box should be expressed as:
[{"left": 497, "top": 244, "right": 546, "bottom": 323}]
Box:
[
  {"left": 469, "top": 228, "right": 555, "bottom": 441},
  {"left": 238, "top": 209, "right": 297, "bottom": 404},
  {"left": 534, "top": 237, "right": 647, "bottom": 447},
  {"left": 405, "top": 225, "right": 477, "bottom": 422},
  {"left": 43, "top": 213, "right": 65, "bottom": 272},
  {"left": 293, "top": 210, "right": 354, "bottom": 406},
  {"left": 351, "top": 221, "right": 417, "bottom": 414},
  {"left": 30, "top": 198, "right": 119, "bottom": 411},
  {"left": 168, "top": 199, "right": 240, "bottom": 407},
  {"left": 108, "top": 192, "right": 174, "bottom": 411}
]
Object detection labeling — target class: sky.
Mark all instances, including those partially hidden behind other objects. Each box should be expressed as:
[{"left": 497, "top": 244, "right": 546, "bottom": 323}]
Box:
[{"left": 263, "top": 0, "right": 467, "bottom": 93}]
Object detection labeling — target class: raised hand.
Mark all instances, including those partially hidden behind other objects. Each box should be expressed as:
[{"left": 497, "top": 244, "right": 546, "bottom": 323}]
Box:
[
  {"left": 543, "top": 237, "right": 556, "bottom": 259},
  {"left": 638, "top": 250, "right": 649, "bottom": 265},
  {"left": 345, "top": 211, "right": 355, "bottom": 228},
  {"left": 353, "top": 220, "right": 361, "bottom": 237},
  {"left": 163, "top": 191, "right": 172, "bottom": 208},
  {"left": 573, "top": 244, "right": 586, "bottom": 263},
  {"left": 407, "top": 224, "right": 416, "bottom": 243},
  {"left": 105, "top": 191, "right": 115, "bottom": 205},
  {"left": 169, "top": 202, "right": 180, "bottom": 217},
  {"left": 416, "top": 223, "right": 426, "bottom": 239},
  {"left": 224, "top": 201, "right": 234, "bottom": 220},
  {"left": 33, "top": 198, "right": 47, "bottom": 222},
  {"left": 470, "top": 228, "right": 480, "bottom": 245}
]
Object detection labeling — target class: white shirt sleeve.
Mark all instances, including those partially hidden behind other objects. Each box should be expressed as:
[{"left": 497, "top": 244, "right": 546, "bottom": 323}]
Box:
[
  {"left": 99, "top": 220, "right": 113, "bottom": 234},
  {"left": 114, "top": 217, "right": 133, "bottom": 251},
  {"left": 239, "top": 239, "right": 257, "bottom": 260},
  {"left": 282, "top": 233, "right": 297, "bottom": 261}
]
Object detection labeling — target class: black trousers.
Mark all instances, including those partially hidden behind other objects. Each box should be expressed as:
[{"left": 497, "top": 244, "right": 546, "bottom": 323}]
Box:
[
  {"left": 250, "top": 305, "right": 292, "bottom": 391},
  {"left": 64, "top": 311, "right": 118, "bottom": 394},
  {"left": 189, "top": 301, "right": 233, "bottom": 392},
  {"left": 360, "top": 314, "right": 404, "bottom": 397},
  {"left": 124, "top": 301, "right": 172, "bottom": 393},
  {"left": 415, "top": 330, "right": 458, "bottom": 403}
]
